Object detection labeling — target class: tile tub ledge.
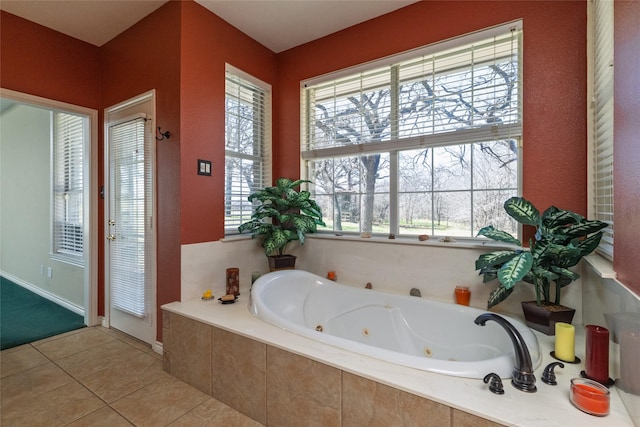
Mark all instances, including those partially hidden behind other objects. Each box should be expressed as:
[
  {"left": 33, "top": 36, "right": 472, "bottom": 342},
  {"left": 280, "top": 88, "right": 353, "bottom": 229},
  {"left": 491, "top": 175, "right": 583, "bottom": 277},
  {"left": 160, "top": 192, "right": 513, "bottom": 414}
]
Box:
[{"left": 162, "top": 296, "right": 633, "bottom": 427}]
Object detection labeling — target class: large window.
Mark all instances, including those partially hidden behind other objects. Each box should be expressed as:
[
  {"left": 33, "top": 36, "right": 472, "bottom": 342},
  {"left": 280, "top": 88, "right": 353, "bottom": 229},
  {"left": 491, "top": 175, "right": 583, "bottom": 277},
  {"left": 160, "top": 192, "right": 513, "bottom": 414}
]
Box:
[
  {"left": 302, "top": 23, "right": 522, "bottom": 238},
  {"left": 225, "top": 65, "right": 272, "bottom": 234},
  {"left": 52, "top": 111, "right": 86, "bottom": 262}
]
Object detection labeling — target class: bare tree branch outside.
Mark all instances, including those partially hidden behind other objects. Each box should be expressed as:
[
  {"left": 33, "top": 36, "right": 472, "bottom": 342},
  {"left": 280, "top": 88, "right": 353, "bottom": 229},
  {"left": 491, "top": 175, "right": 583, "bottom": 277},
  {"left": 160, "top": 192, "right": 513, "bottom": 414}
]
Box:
[{"left": 303, "top": 28, "right": 521, "bottom": 237}]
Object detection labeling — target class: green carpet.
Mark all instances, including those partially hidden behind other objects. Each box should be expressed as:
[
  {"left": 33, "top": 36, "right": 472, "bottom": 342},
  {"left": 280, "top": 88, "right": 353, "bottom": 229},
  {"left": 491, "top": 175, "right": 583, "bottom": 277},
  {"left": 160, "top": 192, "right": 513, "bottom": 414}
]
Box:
[{"left": 1, "top": 276, "right": 86, "bottom": 350}]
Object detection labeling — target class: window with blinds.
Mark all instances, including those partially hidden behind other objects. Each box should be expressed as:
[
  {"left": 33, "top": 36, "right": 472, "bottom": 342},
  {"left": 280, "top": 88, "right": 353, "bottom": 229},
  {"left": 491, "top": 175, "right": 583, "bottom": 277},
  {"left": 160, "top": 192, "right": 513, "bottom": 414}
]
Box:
[
  {"left": 302, "top": 22, "right": 522, "bottom": 238},
  {"left": 225, "top": 65, "right": 272, "bottom": 234},
  {"left": 592, "top": 0, "right": 614, "bottom": 259},
  {"left": 53, "top": 112, "right": 85, "bottom": 261}
]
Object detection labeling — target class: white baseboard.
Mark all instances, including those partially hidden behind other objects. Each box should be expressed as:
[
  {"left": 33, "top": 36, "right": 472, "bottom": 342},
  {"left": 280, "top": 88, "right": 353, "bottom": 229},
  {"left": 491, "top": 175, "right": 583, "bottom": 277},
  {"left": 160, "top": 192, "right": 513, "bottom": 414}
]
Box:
[
  {"left": 153, "top": 341, "right": 163, "bottom": 355},
  {"left": 1, "top": 270, "right": 84, "bottom": 316}
]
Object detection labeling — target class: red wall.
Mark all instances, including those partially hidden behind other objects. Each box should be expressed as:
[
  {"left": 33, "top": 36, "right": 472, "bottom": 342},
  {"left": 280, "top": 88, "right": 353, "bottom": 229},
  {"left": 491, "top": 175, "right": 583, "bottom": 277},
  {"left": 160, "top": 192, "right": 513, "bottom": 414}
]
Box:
[
  {"left": 276, "top": 1, "right": 588, "bottom": 216},
  {"left": 100, "top": 1, "right": 183, "bottom": 338},
  {"left": 101, "top": 0, "right": 277, "bottom": 338},
  {"left": 613, "top": 0, "right": 640, "bottom": 293},
  {"left": 179, "top": 1, "right": 277, "bottom": 244},
  {"left": 0, "top": 12, "right": 101, "bottom": 108}
]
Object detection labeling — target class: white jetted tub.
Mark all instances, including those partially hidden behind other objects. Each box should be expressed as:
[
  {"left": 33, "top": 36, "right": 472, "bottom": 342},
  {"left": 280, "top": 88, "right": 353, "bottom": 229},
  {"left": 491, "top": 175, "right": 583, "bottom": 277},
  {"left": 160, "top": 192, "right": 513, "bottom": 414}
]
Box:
[{"left": 249, "top": 269, "right": 541, "bottom": 379}]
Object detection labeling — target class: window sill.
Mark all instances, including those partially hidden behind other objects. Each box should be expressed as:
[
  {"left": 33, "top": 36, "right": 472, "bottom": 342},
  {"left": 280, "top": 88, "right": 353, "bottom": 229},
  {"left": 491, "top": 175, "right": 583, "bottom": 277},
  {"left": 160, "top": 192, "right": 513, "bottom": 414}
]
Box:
[
  {"left": 50, "top": 253, "right": 84, "bottom": 268},
  {"left": 307, "top": 232, "right": 516, "bottom": 251},
  {"left": 583, "top": 254, "right": 616, "bottom": 279},
  {"left": 221, "top": 234, "right": 252, "bottom": 243},
  {"left": 220, "top": 232, "right": 516, "bottom": 251}
]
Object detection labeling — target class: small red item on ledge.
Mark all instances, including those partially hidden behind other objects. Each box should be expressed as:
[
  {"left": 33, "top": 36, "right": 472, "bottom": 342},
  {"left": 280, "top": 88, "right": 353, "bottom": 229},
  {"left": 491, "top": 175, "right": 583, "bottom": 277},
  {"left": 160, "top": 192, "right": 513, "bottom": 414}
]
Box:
[{"left": 454, "top": 286, "right": 470, "bottom": 306}]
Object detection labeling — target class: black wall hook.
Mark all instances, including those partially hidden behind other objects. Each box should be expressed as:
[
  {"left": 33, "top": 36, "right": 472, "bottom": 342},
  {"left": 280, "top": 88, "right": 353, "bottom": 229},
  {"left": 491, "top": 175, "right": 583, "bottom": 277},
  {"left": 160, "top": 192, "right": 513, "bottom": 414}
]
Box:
[{"left": 156, "top": 127, "right": 171, "bottom": 141}]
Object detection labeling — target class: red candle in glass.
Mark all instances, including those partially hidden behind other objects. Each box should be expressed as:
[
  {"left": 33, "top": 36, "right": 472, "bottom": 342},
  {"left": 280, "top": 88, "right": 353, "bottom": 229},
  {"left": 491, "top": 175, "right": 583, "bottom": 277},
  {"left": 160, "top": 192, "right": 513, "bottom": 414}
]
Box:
[
  {"left": 585, "top": 325, "right": 610, "bottom": 383},
  {"left": 570, "top": 378, "right": 610, "bottom": 416}
]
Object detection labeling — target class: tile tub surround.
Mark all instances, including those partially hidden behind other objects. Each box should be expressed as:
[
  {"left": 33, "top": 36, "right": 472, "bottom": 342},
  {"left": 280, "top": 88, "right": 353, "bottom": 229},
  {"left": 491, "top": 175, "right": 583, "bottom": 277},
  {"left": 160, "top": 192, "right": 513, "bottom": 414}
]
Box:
[
  {"left": 181, "top": 237, "right": 585, "bottom": 322},
  {"left": 162, "top": 298, "right": 634, "bottom": 427}
]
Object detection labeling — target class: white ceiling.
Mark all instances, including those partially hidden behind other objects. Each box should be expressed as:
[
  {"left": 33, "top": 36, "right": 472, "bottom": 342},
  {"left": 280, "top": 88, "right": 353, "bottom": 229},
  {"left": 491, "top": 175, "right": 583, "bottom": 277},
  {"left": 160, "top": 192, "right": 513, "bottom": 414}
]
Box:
[{"left": 0, "top": 0, "right": 418, "bottom": 53}]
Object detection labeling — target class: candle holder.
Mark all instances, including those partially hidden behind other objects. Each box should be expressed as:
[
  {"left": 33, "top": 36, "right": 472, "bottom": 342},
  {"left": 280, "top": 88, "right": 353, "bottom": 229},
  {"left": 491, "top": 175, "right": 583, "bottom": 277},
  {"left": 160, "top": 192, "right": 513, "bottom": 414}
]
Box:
[
  {"left": 550, "top": 351, "right": 580, "bottom": 363},
  {"left": 570, "top": 378, "right": 610, "bottom": 416},
  {"left": 580, "top": 371, "right": 615, "bottom": 387}
]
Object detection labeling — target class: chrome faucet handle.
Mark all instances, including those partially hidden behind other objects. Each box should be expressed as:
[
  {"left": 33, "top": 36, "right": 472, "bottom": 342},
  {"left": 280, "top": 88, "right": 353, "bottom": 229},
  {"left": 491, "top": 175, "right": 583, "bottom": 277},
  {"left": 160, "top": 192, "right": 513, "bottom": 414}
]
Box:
[
  {"left": 483, "top": 373, "right": 505, "bottom": 395},
  {"left": 542, "top": 361, "right": 565, "bottom": 385}
]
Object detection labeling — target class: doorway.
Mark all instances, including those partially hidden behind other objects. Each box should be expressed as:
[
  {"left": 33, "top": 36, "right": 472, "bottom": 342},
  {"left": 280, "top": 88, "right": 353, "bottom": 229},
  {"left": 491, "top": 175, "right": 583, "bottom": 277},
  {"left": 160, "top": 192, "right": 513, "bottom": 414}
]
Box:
[
  {"left": 104, "top": 91, "right": 157, "bottom": 345},
  {"left": 0, "top": 88, "right": 98, "bottom": 328}
]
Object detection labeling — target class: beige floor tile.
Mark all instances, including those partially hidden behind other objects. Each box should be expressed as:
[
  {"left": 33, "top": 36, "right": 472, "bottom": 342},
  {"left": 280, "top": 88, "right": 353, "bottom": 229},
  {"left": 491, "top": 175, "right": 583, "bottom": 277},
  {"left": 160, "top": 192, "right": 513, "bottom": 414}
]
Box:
[
  {"left": 1, "top": 326, "right": 263, "bottom": 427},
  {"left": 111, "top": 375, "right": 210, "bottom": 427},
  {"left": 33, "top": 328, "right": 116, "bottom": 360},
  {"left": 0, "top": 362, "right": 73, "bottom": 408},
  {"left": 0, "top": 380, "right": 105, "bottom": 427},
  {"left": 0, "top": 343, "right": 32, "bottom": 354},
  {"left": 77, "top": 352, "right": 170, "bottom": 403},
  {"left": 0, "top": 345, "right": 49, "bottom": 378},
  {"left": 29, "top": 326, "right": 87, "bottom": 345},
  {"left": 65, "top": 405, "right": 134, "bottom": 427},
  {"left": 97, "top": 326, "right": 159, "bottom": 357},
  {"left": 169, "top": 398, "right": 264, "bottom": 426},
  {"left": 56, "top": 338, "right": 144, "bottom": 378}
]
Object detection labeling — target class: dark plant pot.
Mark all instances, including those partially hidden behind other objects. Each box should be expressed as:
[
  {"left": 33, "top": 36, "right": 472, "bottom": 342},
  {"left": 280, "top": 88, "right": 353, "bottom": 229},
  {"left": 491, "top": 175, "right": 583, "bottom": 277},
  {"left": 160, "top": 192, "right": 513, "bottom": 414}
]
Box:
[
  {"left": 268, "top": 255, "right": 297, "bottom": 272},
  {"left": 521, "top": 301, "right": 576, "bottom": 336}
]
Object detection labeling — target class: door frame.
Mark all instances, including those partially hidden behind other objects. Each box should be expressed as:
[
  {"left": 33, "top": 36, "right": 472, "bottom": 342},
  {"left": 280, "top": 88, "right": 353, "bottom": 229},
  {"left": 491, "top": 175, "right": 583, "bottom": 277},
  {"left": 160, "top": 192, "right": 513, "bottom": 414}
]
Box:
[
  {"left": 0, "top": 88, "right": 99, "bottom": 327},
  {"left": 103, "top": 90, "right": 157, "bottom": 345}
]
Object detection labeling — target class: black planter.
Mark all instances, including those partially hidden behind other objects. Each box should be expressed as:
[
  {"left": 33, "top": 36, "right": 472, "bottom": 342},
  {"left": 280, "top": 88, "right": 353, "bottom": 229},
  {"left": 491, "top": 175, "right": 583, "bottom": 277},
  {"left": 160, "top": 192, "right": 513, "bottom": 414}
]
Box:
[
  {"left": 268, "top": 254, "right": 297, "bottom": 272},
  {"left": 521, "top": 301, "right": 576, "bottom": 336}
]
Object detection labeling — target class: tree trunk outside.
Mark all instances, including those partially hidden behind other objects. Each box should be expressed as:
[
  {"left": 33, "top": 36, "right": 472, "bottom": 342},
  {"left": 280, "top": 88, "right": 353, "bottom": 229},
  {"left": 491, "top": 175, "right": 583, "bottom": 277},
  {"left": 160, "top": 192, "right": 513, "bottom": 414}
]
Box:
[{"left": 360, "top": 154, "right": 380, "bottom": 232}]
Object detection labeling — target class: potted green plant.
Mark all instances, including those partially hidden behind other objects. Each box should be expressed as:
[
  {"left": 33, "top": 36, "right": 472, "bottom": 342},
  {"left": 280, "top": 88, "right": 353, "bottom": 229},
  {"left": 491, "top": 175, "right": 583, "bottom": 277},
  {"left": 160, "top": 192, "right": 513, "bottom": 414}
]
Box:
[
  {"left": 475, "top": 197, "right": 608, "bottom": 335},
  {"left": 238, "top": 177, "right": 325, "bottom": 271}
]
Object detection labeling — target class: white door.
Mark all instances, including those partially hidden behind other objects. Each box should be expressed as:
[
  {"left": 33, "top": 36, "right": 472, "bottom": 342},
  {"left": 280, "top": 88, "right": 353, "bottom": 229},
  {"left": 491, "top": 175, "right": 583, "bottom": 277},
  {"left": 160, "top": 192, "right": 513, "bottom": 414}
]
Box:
[{"left": 105, "top": 92, "right": 156, "bottom": 345}]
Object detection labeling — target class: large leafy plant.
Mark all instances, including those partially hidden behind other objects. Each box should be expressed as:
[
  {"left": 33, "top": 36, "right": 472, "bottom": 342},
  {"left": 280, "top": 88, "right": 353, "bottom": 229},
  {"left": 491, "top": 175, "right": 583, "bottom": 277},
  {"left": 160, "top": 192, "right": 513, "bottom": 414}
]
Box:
[
  {"left": 238, "top": 178, "right": 325, "bottom": 256},
  {"left": 475, "top": 197, "right": 608, "bottom": 309}
]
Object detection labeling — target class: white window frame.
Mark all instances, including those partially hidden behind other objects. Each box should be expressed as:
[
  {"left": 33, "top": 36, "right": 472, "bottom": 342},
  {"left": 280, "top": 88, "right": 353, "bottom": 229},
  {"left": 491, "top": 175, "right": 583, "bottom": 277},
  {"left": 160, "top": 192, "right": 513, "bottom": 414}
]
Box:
[
  {"left": 301, "top": 22, "right": 523, "bottom": 239},
  {"left": 224, "top": 64, "right": 272, "bottom": 235},
  {"left": 51, "top": 111, "right": 88, "bottom": 266},
  {"left": 588, "top": 0, "right": 614, "bottom": 260}
]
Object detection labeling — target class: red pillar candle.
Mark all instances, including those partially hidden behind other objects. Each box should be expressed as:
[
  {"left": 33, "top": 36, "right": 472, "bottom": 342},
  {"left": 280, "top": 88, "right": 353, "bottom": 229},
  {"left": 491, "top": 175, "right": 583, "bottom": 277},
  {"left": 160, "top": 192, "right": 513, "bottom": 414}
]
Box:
[{"left": 585, "top": 325, "right": 610, "bottom": 384}]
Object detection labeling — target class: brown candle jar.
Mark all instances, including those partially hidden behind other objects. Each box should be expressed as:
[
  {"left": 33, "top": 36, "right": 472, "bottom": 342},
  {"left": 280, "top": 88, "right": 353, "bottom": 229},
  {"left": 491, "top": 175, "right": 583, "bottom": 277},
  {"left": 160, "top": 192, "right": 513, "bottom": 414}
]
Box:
[{"left": 226, "top": 267, "right": 240, "bottom": 296}]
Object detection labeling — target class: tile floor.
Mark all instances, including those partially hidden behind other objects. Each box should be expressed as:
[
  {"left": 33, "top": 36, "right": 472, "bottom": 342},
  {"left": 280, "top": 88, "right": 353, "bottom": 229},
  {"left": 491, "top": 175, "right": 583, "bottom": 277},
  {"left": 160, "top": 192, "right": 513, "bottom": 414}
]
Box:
[{"left": 0, "top": 326, "right": 263, "bottom": 426}]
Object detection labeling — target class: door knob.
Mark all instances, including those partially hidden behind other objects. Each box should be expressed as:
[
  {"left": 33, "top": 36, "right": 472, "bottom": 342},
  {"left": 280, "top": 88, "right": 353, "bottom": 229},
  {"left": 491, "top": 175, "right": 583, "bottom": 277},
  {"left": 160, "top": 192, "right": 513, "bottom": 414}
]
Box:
[
  {"left": 107, "top": 234, "right": 116, "bottom": 241},
  {"left": 108, "top": 219, "right": 116, "bottom": 226}
]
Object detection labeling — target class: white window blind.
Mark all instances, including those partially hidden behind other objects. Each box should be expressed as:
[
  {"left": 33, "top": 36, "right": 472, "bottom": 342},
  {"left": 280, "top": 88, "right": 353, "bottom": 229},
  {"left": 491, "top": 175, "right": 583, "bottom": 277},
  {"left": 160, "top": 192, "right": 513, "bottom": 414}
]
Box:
[
  {"left": 109, "top": 117, "right": 152, "bottom": 318},
  {"left": 225, "top": 65, "right": 272, "bottom": 234},
  {"left": 301, "top": 23, "right": 522, "bottom": 237},
  {"left": 53, "top": 112, "right": 85, "bottom": 259},
  {"left": 593, "top": 0, "right": 614, "bottom": 259}
]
